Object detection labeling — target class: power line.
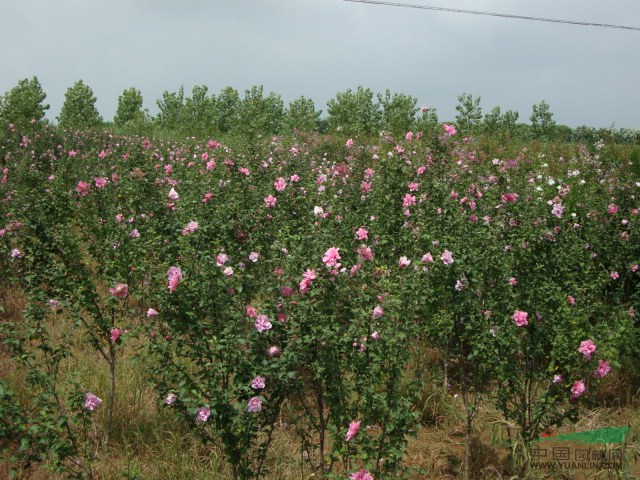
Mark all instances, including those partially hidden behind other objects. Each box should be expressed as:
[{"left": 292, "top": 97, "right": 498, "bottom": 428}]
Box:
[{"left": 342, "top": 0, "right": 640, "bottom": 31}]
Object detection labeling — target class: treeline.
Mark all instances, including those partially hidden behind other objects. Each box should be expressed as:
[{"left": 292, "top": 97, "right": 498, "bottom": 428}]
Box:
[{"left": 1, "top": 76, "right": 639, "bottom": 144}]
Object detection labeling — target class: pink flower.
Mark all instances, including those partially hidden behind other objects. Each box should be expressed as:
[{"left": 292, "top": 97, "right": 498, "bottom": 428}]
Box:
[
  {"left": 345, "top": 138, "right": 354, "bottom": 148},
  {"left": 168, "top": 188, "right": 179, "bottom": 201},
  {"left": 323, "top": 247, "right": 341, "bottom": 268},
  {"left": 398, "top": 256, "right": 411, "bottom": 268},
  {"left": 182, "top": 221, "right": 199, "bottom": 235},
  {"left": 345, "top": 420, "right": 361, "bottom": 441},
  {"left": 110, "top": 328, "right": 121, "bottom": 343},
  {"left": 216, "top": 253, "right": 229, "bottom": 266},
  {"left": 553, "top": 374, "right": 563, "bottom": 384},
  {"left": 371, "top": 331, "right": 381, "bottom": 340},
  {"left": 442, "top": 124, "right": 456, "bottom": 136},
  {"left": 10, "top": 248, "right": 22, "bottom": 259},
  {"left": 455, "top": 279, "right": 465, "bottom": 291},
  {"left": 406, "top": 131, "right": 413, "bottom": 141},
  {"left": 247, "top": 396, "right": 263, "bottom": 412},
  {"left": 94, "top": 177, "right": 108, "bottom": 188},
  {"left": 165, "top": 393, "right": 177, "bottom": 405},
  {"left": 202, "top": 192, "right": 213, "bottom": 202},
  {"left": 402, "top": 194, "right": 416, "bottom": 207},
  {"left": 512, "top": 310, "right": 528, "bottom": 327},
  {"left": 593, "top": 359, "right": 611, "bottom": 378},
  {"left": 421, "top": 252, "right": 434, "bottom": 263},
  {"left": 570, "top": 380, "right": 585, "bottom": 400},
  {"left": 551, "top": 203, "right": 564, "bottom": 218},
  {"left": 608, "top": 204, "right": 619, "bottom": 214},
  {"left": 75, "top": 180, "right": 90, "bottom": 197},
  {"left": 350, "top": 469, "right": 374, "bottom": 480},
  {"left": 167, "top": 266, "right": 183, "bottom": 293},
  {"left": 264, "top": 195, "right": 277, "bottom": 208},
  {"left": 567, "top": 295, "right": 576, "bottom": 305},
  {"left": 196, "top": 407, "right": 210, "bottom": 422},
  {"left": 501, "top": 193, "right": 519, "bottom": 203},
  {"left": 508, "top": 277, "right": 518, "bottom": 286},
  {"left": 373, "top": 306, "right": 384, "bottom": 318},
  {"left": 147, "top": 308, "right": 159, "bottom": 318},
  {"left": 109, "top": 283, "right": 128, "bottom": 298},
  {"left": 355, "top": 227, "right": 368, "bottom": 240},
  {"left": 130, "top": 229, "right": 140, "bottom": 238},
  {"left": 610, "top": 271, "right": 619, "bottom": 280},
  {"left": 251, "top": 376, "right": 266, "bottom": 390},
  {"left": 267, "top": 346, "right": 281, "bottom": 357},
  {"left": 274, "top": 177, "right": 287, "bottom": 191},
  {"left": 249, "top": 252, "right": 260, "bottom": 263},
  {"left": 255, "top": 315, "right": 272, "bottom": 332},
  {"left": 84, "top": 393, "right": 102, "bottom": 411},
  {"left": 357, "top": 246, "right": 374, "bottom": 262},
  {"left": 578, "top": 340, "right": 596, "bottom": 361},
  {"left": 440, "top": 250, "right": 454, "bottom": 265}
]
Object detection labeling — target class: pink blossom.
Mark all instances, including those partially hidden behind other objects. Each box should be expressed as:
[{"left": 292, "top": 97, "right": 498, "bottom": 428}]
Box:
[
  {"left": 251, "top": 376, "right": 266, "bottom": 390},
  {"left": 357, "top": 246, "right": 373, "bottom": 262},
  {"left": 408, "top": 182, "right": 420, "bottom": 191},
  {"left": 247, "top": 396, "right": 263, "bottom": 413},
  {"left": 216, "top": 253, "right": 229, "bottom": 266},
  {"left": 94, "top": 177, "right": 108, "bottom": 188},
  {"left": 274, "top": 177, "right": 287, "bottom": 191},
  {"left": 607, "top": 204, "right": 619, "bottom": 214},
  {"left": 551, "top": 203, "right": 564, "bottom": 218},
  {"left": 355, "top": 227, "right": 368, "bottom": 240},
  {"left": 553, "top": 374, "right": 563, "bottom": 384},
  {"left": 110, "top": 328, "right": 121, "bottom": 343},
  {"left": 578, "top": 340, "right": 596, "bottom": 361},
  {"left": 398, "top": 256, "right": 411, "bottom": 268},
  {"left": 264, "top": 195, "right": 277, "bottom": 208},
  {"left": 593, "top": 359, "right": 611, "bottom": 378},
  {"left": 440, "top": 250, "right": 454, "bottom": 265},
  {"left": 610, "top": 271, "right": 619, "bottom": 280},
  {"left": 84, "top": 393, "right": 102, "bottom": 411},
  {"left": 508, "top": 277, "right": 518, "bottom": 286},
  {"left": 255, "top": 315, "right": 272, "bottom": 332},
  {"left": 167, "top": 266, "right": 183, "bottom": 293},
  {"left": 373, "top": 306, "right": 384, "bottom": 318},
  {"left": 421, "top": 252, "right": 434, "bottom": 263},
  {"left": 246, "top": 305, "right": 258, "bottom": 318},
  {"left": 323, "top": 247, "right": 342, "bottom": 268},
  {"left": 345, "top": 419, "right": 361, "bottom": 441},
  {"left": 455, "top": 279, "right": 465, "bottom": 291},
  {"left": 68, "top": 150, "right": 77, "bottom": 157},
  {"left": 350, "top": 469, "right": 374, "bottom": 480},
  {"left": 512, "top": 310, "right": 528, "bottom": 327},
  {"left": 10, "top": 248, "right": 22, "bottom": 258},
  {"left": 109, "top": 283, "right": 128, "bottom": 298},
  {"left": 223, "top": 267, "right": 234, "bottom": 277},
  {"left": 165, "top": 393, "right": 177, "bottom": 405},
  {"left": 406, "top": 131, "right": 413, "bottom": 140},
  {"left": 196, "top": 407, "right": 210, "bottom": 422},
  {"left": 182, "top": 221, "right": 199, "bottom": 235},
  {"left": 249, "top": 252, "right": 260, "bottom": 262},
  {"left": 442, "top": 124, "right": 456, "bottom": 136},
  {"left": 567, "top": 296, "right": 576, "bottom": 305},
  {"left": 130, "top": 229, "right": 140, "bottom": 238},
  {"left": 371, "top": 331, "right": 381, "bottom": 340},
  {"left": 267, "top": 346, "right": 282, "bottom": 357},
  {"left": 402, "top": 194, "right": 416, "bottom": 207},
  {"left": 501, "top": 193, "right": 519, "bottom": 203},
  {"left": 168, "top": 188, "right": 179, "bottom": 200},
  {"left": 570, "top": 380, "right": 585, "bottom": 400},
  {"left": 345, "top": 138, "right": 354, "bottom": 148},
  {"left": 75, "top": 181, "right": 90, "bottom": 197},
  {"left": 147, "top": 308, "right": 159, "bottom": 318}
]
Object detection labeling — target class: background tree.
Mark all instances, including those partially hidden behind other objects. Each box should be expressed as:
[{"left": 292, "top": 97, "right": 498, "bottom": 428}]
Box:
[
  {"left": 326, "top": 86, "right": 381, "bottom": 137},
  {"left": 234, "top": 85, "right": 284, "bottom": 139},
  {"left": 283, "top": 96, "right": 321, "bottom": 133},
  {"left": 57, "top": 80, "right": 102, "bottom": 129},
  {"left": 483, "top": 106, "right": 519, "bottom": 139},
  {"left": 214, "top": 86, "right": 241, "bottom": 134},
  {"left": 378, "top": 89, "right": 418, "bottom": 138},
  {"left": 114, "top": 87, "right": 145, "bottom": 128},
  {"left": 413, "top": 106, "right": 439, "bottom": 135},
  {"left": 455, "top": 93, "right": 483, "bottom": 136},
  {"left": 183, "top": 85, "right": 216, "bottom": 138},
  {"left": 530, "top": 100, "right": 556, "bottom": 140},
  {"left": 155, "top": 86, "right": 185, "bottom": 132},
  {"left": 0, "top": 76, "right": 50, "bottom": 132}
]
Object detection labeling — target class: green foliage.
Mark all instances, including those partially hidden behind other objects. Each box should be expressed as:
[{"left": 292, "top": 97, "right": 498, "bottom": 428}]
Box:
[
  {"left": 183, "top": 85, "right": 216, "bottom": 137},
  {"left": 114, "top": 87, "right": 148, "bottom": 131},
  {"left": 455, "top": 93, "right": 483, "bottom": 136},
  {"left": 326, "top": 86, "right": 381, "bottom": 137},
  {"left": 483, "top": 105, "right": 519, "bottom": 138},
  {"left": 377, "top": 89, "right": 418, "bottom": 138},
  {"left": 215, "top": 86, "right": 241, "bottom": 134},
  {"left": 0, "top": 77, "right": 49, "bottom": 132},
  {"left": 155, "top": 86, "right": 185, "bottom": 132},
  {"left": 530, "top": 100, "right": 556, "bottom": 140},
  {"left": 283, "top": 96, "right": 321, "bottom": 133},
  {"left": 58, "top": 80, "right": 102, "bottom": 129}
]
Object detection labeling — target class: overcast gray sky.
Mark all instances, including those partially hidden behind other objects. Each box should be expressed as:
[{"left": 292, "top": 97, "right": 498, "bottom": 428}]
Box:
[{"left": 1, "top": 0, "right": 639, "bottom": 129}]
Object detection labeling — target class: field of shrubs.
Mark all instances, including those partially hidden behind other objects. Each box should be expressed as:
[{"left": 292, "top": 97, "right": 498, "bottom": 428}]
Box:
[{"left": 1, "top": 78, "right": 640, "bottom": 479}]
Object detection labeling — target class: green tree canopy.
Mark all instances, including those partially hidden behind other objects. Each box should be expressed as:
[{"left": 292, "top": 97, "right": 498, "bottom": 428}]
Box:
[
  {"left": 326, "top": 86, "right": 381, "bottom": 137},
  {"left": 58, "top": 80, "right": 102, "bottom": 129},
  {"left": 0, "top": 76, "right": 50, "bottom": 131}
]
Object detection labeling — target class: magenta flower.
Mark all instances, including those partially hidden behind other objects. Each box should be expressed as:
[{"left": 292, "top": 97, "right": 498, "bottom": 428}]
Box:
[
  {"left": 345, "top": 419, "right": 361, "bottom": 441},
  {"left": 182, "top": 221, "right": 199, "bottom": 235},
  {"left": 165, "top": 393, "right": 177, "bottom": 405},
  {"left": 610, "top": 271, "right": 619, "bottom": 280},
  {"left": 147, "top": 308, "right": 159, "bottom": 318},
  {"left": 274, "top": 177, "right": 287, "bottom": 192},
  {"left": 508, "top": 277, "right": 518, "bottom": 286},
  {"left": 249, "top": 252, "right": 260, "bottom": 262},
  {"left": 373, "top": 305, "right": 384, "bottom": 318},
  {"left": 440, "top": 250, "right": 454, "bottom": 265},
  {"left": 593, "top": 359, "right": 611, "bottom": 378},
  {"left": 567, "top": 295, "right": 576, "bottom": 305},
  {"left": 578, "top": 340, "right": 596, "bottom": 361},
  {"left": 110, "top": 328, "right": 121, "bottom": 343},
  {"left": 323, "top": 247, "right": 341, "bottom": 268},
  {"left": 398, "top": 256, "right": 411, "bottom": 269},
  {"left": 267, "top": 346, "right": 282, "bottom": 357},
  {"left": 570, "top": 380, "right": 585, "bottom": 400},
  {"left": 196, "top": 407, "right": 210, "bottom": 422},
  {"left": 355, "top": 227, "right": 369, "bottom": 240},
  {"left": 84, "top": 393, "right": 102, "bottom": 411},
  {"left": 167, "top": 266, "right": 183, "bottom": 293},
  {"left": 247, "top": 396, "right": 263, "bottom": 413},
  {"left": 75, "top": 180, "right": 90, "bottom": 197},
  {"left": 345, "top": 138, "right": 354, "bottom": 148},
  {"left": 501, "top": 193, "right": 519, "bottom": 203},
  {"left": 350, "top": 469, "right": 374, "bottom": 480},
  {"left": 10, "top": 248, "right": 22, "bottom": 259},
  {"left": 251, "top": 376, "right": 266, "bottom": 390},
  {"left": 255, "top": 315, "right": 272, "bottom": 332},
  {"left": 553, "top": 374, "right": 563, "bottom": 384},
  {"left": 402, "top": 194, "right": 416, "bottom": 207},
  {"left": 130, "top": 229, "right": 140, "bottom": 238},
  {"left": 264, "top": 195, "right": 277, "bottom": 208},
  {"left": 216, "top": 253, "right": 229, "bottom": 266},
  {"left": 223, "top": 267, "right": 234, "bottom": 277},
  {"left": 109, "top": 283, "right": 128, "bottom": 298},
  {"left": 94, "top": 177, "right": 108, "bottom": 188},
  {"left": 357, "top": 246, "right": 374, "bottom": 262},
  {"left": 551, "top": 203, "right": 564, "bottom": 218},
  {"left": 608, "top": 204, "right": 619, "bottom": 214},
  {"left": 421, "top": 252, "right": 434, "bottom": 263},
  {"left": 512, "top": 310, "right": 528, "bottom": 327}
]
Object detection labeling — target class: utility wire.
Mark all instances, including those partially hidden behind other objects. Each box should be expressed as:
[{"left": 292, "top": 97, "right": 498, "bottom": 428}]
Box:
[{"left": 342, "top": 0, "right": 640, "bottom": 31}]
